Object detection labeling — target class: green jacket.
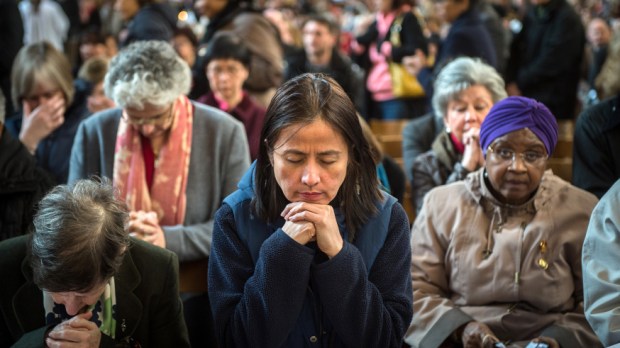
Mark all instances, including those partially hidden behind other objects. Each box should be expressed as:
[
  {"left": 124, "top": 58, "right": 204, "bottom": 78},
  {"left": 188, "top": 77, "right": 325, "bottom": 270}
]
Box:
[{"left": 0, "top": 236, "right": 190, "bottom": 348}]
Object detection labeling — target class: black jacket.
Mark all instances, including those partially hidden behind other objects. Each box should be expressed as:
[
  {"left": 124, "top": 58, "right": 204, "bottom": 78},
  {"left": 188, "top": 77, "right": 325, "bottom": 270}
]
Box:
[
  {"left": 0, "top": 126, "right": 54, "bottom": 242},
  {"left": 506, "top": 0, "right": 585, "bottom": 119},
  {"left": 572, "top": 95, "right": 620, "bottom": 198},
  {"left": 121, "top": 2, "right": 177, "bottom": 47},
  {"left": 284, "top": 48, "right": 364, "bottom": 112}
]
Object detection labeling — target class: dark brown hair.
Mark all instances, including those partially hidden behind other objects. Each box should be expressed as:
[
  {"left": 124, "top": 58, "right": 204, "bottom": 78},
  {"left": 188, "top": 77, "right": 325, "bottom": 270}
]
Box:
[
  {"left": 253, "top": 73, "right": 382, "bottom": 239},
  {"left": 30, "top": 178, "right": 130, "bottom": 292}
]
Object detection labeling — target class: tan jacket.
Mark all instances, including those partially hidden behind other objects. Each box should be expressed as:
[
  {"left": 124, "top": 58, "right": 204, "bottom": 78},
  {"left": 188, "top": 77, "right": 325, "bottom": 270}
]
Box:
[{"left": 405, "top": 169, "right": 601, "bottom": 348}]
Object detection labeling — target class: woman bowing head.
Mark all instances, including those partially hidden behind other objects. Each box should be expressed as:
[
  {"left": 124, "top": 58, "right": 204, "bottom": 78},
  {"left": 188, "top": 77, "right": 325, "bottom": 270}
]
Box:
[{"left": 208, "top": 73, "right": 413, "bottom": 347}]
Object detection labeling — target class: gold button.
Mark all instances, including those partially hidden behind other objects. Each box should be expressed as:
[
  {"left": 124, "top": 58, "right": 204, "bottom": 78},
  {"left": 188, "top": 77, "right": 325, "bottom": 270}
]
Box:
[
  {"left": 537, "top": 257, "right": 549, "bottom": 270},
  {"left": 309, "top": 336, "right": 318, "bottom": 343}
]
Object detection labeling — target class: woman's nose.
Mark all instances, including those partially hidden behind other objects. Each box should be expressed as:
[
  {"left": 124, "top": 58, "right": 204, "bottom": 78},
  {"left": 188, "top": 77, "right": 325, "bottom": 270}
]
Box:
[
  {"left": 301, "top": 163, "right": 320, "bottom": 187},
  {"left": 62, "top": 298, "right": 85, "bottom": 316}
]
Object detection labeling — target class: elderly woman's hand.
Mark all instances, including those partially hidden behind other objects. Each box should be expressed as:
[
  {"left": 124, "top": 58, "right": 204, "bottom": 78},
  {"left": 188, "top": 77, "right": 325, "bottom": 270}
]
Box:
[
  {"left": 461, "top": 127, "right": 484, "bottom": 172},
  {"left": 282, "top": 202, "right": 343, "bottom": 258},
  {"left": 459, "top": 321, "right": 499, "bottom": 348},
  {"left": 45, "top": 312, "right": 101, "bottom": 348},
  {"left": 19, "top": 94, "right": 66, "bottom": 154},
  {"left": 128, "top": 211, "right": 166, "bottom": 248}
]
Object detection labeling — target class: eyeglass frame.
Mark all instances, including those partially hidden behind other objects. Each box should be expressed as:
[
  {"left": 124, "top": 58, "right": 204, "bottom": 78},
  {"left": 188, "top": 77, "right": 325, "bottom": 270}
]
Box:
[
  {"left": 486, "top": 145, "right": 548, "bottom": 167},
  {"left": 121, "top": 105, "right": 174, "bottom": 126}
]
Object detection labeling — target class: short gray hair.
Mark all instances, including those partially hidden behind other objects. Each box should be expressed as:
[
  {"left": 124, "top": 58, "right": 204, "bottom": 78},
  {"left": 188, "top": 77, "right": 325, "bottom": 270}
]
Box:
[
  {"left": 104, "top": 40, "right": 191, "bottom": 109},
  {"left": 432, "top": 57, "right": 506, "bottom": 120},
  {"left": 30, "top": 178, "right": 130, "bottom": 292}
]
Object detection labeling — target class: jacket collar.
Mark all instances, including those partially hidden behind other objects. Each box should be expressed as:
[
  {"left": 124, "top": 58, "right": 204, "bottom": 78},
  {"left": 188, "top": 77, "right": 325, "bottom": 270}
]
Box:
[{"left": 465, "top": 168, "right": 557, "bottom": 213}]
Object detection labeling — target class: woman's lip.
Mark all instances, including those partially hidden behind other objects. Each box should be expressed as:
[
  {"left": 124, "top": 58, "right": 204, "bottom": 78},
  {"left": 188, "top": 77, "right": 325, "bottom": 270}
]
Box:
[{"left": 300, "top": 192, "right": 323, "bottom": 200}]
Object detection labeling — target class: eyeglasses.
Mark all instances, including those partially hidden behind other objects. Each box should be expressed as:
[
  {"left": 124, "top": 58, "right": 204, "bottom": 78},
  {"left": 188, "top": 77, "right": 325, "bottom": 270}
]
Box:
[
  {"left": 121, "top": 106, "right": 173, "bottom": 126},
  {"left": 487, "top": 146, "right": 548, "bottom": 167}
]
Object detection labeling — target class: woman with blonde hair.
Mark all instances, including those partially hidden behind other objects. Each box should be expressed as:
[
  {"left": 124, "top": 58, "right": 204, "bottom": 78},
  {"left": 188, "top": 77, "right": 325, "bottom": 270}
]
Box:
[{"left": 6, "top": 41, "right": 90, "bottom": 184}]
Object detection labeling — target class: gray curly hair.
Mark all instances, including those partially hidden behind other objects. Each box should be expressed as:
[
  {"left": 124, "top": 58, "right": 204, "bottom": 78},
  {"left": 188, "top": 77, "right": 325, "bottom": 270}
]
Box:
[{"left": 104, "top": 40, "right": 191, "bottom": 109}]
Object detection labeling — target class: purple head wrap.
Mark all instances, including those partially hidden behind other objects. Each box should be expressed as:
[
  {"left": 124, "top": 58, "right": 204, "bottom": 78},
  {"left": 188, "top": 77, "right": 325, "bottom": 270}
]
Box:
[{"left": 480, "top": 96, "right": 558, "bottom": 156}]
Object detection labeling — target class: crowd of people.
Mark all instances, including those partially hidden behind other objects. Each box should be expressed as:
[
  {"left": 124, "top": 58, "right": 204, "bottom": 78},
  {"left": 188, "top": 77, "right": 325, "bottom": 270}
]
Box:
[{"left": 2, "top": 0, "right": 620, "bottom": 346}]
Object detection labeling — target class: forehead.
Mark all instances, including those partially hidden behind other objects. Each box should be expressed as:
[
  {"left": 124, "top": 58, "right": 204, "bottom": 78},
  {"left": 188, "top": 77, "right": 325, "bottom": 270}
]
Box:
[
  {"left": 303, "top": 21, "right": 332, "bottom": 33},
  {"left": 274, "top": 119, "right": 346, "bottom": 150},
  {"left": 491, "top": 128, "right": 545, "bottom": 148},
  {"left": 207, "top": 58, "right": 244, "bottom": 67}
]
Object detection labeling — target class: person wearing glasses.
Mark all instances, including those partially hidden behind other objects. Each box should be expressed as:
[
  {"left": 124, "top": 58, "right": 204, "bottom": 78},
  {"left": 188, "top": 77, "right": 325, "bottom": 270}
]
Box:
[
  {"left": 407, "top": 57, "right": 506, "bottom": 214},
  {"left": 405, "top": 96, "right": 601, "bottom": 348},
  {"left": 5, "top": 42, "right": 91, "bottom": 184},
  {"left": 197, "top": 32, "right": 266, "bottom": 161},
  {"left": 68, "top": 40, "right": 250, "bottom": 347},
  {"left": 0, "top": 178, "right": 190, "bottom": 347}
]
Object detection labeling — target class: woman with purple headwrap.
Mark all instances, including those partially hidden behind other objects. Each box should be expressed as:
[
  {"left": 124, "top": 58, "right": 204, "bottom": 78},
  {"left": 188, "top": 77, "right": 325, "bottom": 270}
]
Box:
[{"left": 405, "top": 96, "right": 601, "bottom": 348}]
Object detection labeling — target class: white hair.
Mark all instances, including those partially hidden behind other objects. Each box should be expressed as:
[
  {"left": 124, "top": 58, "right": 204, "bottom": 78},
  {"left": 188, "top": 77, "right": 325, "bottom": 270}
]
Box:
[
  {"left": 432, "top": 57, "right": 507, "bottom": 120},
  {"left": 104, "top": 40, "right": 191, "bottom": 109}
]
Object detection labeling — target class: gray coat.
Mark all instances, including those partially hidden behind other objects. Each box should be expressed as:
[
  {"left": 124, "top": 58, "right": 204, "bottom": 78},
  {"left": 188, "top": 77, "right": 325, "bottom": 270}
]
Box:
[{"left": 68, "top": 102, "right": 251, "bottom": 261}]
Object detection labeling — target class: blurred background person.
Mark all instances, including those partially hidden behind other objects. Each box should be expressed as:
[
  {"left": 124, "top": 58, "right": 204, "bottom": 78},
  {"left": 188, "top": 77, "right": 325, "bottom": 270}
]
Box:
[
  {"left": 68, "top": 40, "right": 250, "bottom": 347},
  {"left": 0, "top": 89, "right": 54, "bottom": 242},
  {"left": 77, "top": 56, "right": 115, "bottom": 114},
  {"left": 0, "top": 178, "right": 190, "bottom": 347},
  {"left": 402, "top": 0, "right": 498, "bottom": 98},
  {"left": 114, "top": 0, "right": 177, "bottom": 47},
  {"left": 192, "top": 0, "right": 284, "bottom": 107},
  {"left": 407, "top": 57, "right": 506, "bottom": 214},
  {"left": 19, "top": 0, "right": 70, "bottom": 52},
  {"left": 172, "top": 26, "right": 199, "bottom": 70},
  {"left": 406, "top": 96, "right": 601, "bottom": 348},
  {"left": 197, "top": 32, "right": 265, "bottom": 161},
  {"left": 505, "top": 0, "right": 585, "bottom": 120},
  {"left": 209, "top": 73, "right": 413, "bottom": 346},
  {"left": 572, "top": 33, "right": 620, "bottom": 198},
  {"left": 584, "top": 17, "right": 612, "bottom": 104},
  {"left": 6, "top": 41, "right": 90, "bottom": 184},
  {"left": 0, "top": 0, "right": 24, "bottom": 118},
  {"left": 352, "top": 0, "right": 428, "bottom": 119},
  {"left": 285, "top": 13, "right": 366, "bottom": 115}
]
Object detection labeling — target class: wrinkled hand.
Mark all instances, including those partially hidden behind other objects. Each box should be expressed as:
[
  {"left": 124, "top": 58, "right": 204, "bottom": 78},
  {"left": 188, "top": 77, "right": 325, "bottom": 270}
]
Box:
[
  {"left": 402, "top": 49, "right": 427, "bottom": 76},
  {"left": 282, "top": 202, "right": 343, "bottom": 258},
  {"left": 20, "top": 95, "right": 66, "bottom": 153},
  {"left": 461, "top": 321, "right": 499, "bottom": 348},
  {"left": 529, "top": 336, "right": 559, "bottom": 348},
  {"left": 461, "top": 127, "right": 484, "bottom": 171},
  {"left": 128, "top": 211, "right": 166, "bottom": 248},
  {"left": 46, "top": 312, "right": 101, "bottom": 348}
]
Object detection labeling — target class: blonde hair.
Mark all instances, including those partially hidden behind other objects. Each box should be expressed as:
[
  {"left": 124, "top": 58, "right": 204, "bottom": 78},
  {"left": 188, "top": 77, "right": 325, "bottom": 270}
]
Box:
[
  {"left": 78, "top": 57, "right": 110, "bottom": 85},
  {"left": 11, "top": 42, "right": 74, "bottom": 110}
]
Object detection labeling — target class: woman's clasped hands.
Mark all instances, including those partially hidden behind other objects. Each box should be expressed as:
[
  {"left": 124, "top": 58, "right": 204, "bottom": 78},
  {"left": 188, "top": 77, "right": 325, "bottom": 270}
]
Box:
[
  {"left": 127, "top": 210, "right": 166, "bottom": 248},
  {"left": 281, "top": 202, "right": 343, "bottom": 259}
]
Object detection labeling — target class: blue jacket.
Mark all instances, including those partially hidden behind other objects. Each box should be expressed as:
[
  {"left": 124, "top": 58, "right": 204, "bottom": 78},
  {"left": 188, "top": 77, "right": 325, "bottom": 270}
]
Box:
[{"left": 208, "top": 164, "right": 413, "bottom": 347}]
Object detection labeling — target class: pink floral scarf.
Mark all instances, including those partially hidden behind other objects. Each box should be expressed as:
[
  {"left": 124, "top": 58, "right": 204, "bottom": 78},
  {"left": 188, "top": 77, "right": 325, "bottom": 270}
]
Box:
[{"left": 113, "top": 96, "right": 193, "bottom": 225}]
